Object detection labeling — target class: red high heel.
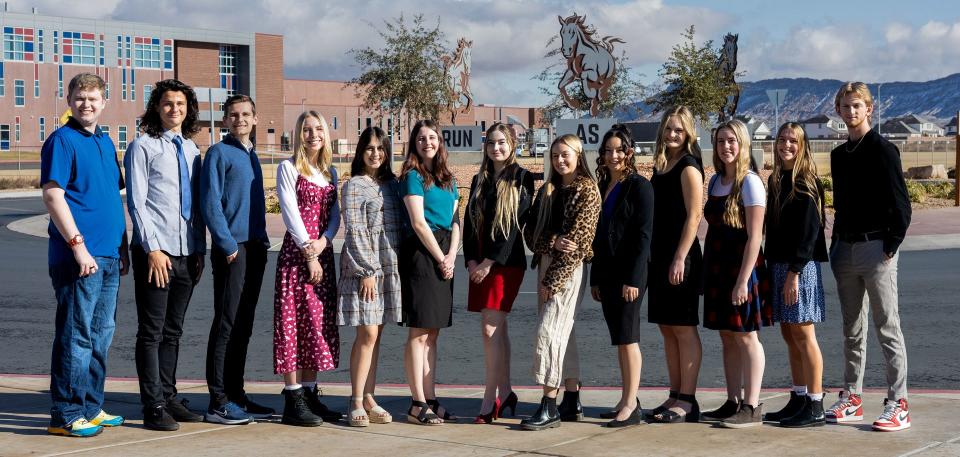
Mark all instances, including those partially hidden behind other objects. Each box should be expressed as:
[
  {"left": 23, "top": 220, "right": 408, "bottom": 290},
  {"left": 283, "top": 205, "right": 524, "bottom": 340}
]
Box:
[
  {"left": 497, "top": 392, "right": 518, "bottom": 418},
  {"left": 474, "top": 398, "right": 501, "bottom": 424}
]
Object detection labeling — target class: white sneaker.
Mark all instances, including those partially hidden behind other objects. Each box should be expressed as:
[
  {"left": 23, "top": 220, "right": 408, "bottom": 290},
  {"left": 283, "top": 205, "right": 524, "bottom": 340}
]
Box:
[
  {"left": 825, "top": 391, "right": 863, "bottom": 423},
  {"left": 872, "top": 398, "right": 911, "bottom": 432}
]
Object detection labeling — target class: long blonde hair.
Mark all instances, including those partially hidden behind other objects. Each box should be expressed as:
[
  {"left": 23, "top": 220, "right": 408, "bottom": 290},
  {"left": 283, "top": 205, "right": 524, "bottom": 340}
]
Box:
[
  {"left": 653, "top": 106, "right": 702, "bottom": 173},
  {"left": 469, "top": 123, "right": 522, "bottom": 240},
  {"left": 532, "top": 134, "right": 595, "bottom": 242},
  {"left": 712, "top": 119, "right": 753, "bottom": 229},
  {"left": 770, "top": 122, "right": 822, "bottom": 224},
  {"left": 292, "top": 110, "right": 333, "bottom": 179}
]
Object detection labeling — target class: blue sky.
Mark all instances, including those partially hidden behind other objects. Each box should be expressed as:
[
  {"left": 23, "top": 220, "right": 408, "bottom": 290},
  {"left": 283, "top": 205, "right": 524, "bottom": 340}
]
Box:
[{"left": 15, "top": 0, "right": 960, "bottom": 106}]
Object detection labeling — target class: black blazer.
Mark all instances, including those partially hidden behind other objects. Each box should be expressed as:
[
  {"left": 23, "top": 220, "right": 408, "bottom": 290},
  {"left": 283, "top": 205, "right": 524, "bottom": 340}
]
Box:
[
  {"left": 463, "top": 165, "right": 535, "bottom": 269},
  {"left": 590, "top": 173, "right": 654, "bottom": 289}
]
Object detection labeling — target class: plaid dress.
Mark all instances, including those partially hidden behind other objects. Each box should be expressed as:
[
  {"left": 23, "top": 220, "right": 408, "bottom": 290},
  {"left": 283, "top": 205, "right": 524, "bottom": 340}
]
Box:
[{"left": 337, "top": 175, "right": 405, "bottom": 326}]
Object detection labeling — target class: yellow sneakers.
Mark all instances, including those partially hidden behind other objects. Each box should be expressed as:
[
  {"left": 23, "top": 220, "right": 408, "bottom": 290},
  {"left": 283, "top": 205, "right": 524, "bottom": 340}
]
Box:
[
  {"left": 47, "top": 417, "right": 103, "bottom": 437},
  {"left": 89, "top": 410, "right": 125, "bottom": 427}
]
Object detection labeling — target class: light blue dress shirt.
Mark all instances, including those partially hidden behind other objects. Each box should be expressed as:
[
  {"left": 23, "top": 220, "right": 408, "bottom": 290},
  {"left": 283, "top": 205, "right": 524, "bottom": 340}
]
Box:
[{"left": 124, "top": 130, "right": 206, "bottom": 256}]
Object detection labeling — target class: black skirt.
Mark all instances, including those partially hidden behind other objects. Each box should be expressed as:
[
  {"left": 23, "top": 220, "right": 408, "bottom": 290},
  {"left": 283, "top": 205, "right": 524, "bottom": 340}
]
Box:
[
  {"left": 647, "top": 241, "right": 703, "bottom": 326},
  {"left": 595, "top": 266, "right": 644, "bottom": 345},
  {"left": 400, "top": 229, "right": 454, "bottom": 329}
]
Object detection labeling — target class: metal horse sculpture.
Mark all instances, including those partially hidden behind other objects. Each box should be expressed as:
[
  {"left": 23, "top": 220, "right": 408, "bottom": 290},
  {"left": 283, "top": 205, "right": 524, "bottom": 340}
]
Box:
[
  {"left": 716, "top": 33, "right": 740, "bottom": 123},
  {"left": 442, "top": 37, "right": 474, "bottom": 124},
  {"left": 557, "top": 13, "right": 623, "bottom": 116}
]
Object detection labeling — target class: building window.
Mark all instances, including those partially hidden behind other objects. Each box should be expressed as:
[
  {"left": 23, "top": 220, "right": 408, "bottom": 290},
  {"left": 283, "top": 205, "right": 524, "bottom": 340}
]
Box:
[
  {"left": 3, "top": 27, "right": 34, "bottom": 61},
  {"left": 143, "top": 85, "right": 152, "bottom": 109},
  {"left": 135, "top": 118, "right": 142, "bottom": 138},
  {"left": 121, "top": 69, "right": 127, "bottom": 101},
  {"left": 219, "top": 45, "right": 238, "bottom": 95},
  {"left": 54, "top": 31, "right": 59, "bottom": 62},
  {"left": 100, "top": 125, "right": 110, "bottom": 143},
  {"left": 39, "top": 117, "right": 46, "bottom": 142},
  {"left": 62, "top": 31, "right": 97, "bottom": 65},
  {"left": 0, "top": 62, "right": 5, "bottom": 96},
  {"left": 34, "top": 79, "right": 39, "bottom": 98},
  {"left": 118, "top": 125, "right": 128, "bottom": 150},
  {"left": 57, "top": 65, "right": 63, "bottom": 98},
  {"left": 332, "top": 116, "right": 338, "bottom": 130},
  {"left": 0, "top": 125, "right": 9, "bottom": 150},
  {"left": 15, "top": 117, "right": 21, "bottom": 143},
  {"left": 133, "top": 37, "right": 163, "bottom": 69},
  {"left": 14, "top": 80, "right": 25, "bottom": 106},
  {"left": 38, "top": 29, "right": 44, "bottom": 62},
  {"left": 163, "top": 39, "right": 173, "bottom": 70},
  {"left": 357, "top": 117, "right": 361, "bottom": 136}
]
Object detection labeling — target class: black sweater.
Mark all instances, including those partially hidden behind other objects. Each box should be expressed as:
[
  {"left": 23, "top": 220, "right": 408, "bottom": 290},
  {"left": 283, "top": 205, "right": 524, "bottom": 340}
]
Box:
[
  {"left": 830, "top": 128, "right": 912, "bottom": 254},
  {"left": 764, "top": 171, "right": 828, "bottom": 272},
  {"left": 590, "top": 173, "right": 654, "bottom": 289},
  {"left": 462, "top": 165, "right": 535, "bottom": 269}
]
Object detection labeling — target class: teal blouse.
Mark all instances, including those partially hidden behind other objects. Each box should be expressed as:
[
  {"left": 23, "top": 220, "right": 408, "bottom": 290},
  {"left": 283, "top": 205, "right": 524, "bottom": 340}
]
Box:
[{"left": 401, "top": 170, "right": 458, "bottom": 231}]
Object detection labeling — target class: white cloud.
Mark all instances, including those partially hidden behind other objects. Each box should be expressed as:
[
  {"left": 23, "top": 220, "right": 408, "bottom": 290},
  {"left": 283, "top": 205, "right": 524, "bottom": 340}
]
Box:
[
  {"left": 739, "top": 19, "right": 960, "bottom": 83},
  {"left": 9, "top": 0, "right": 954, "bottom": 104}
]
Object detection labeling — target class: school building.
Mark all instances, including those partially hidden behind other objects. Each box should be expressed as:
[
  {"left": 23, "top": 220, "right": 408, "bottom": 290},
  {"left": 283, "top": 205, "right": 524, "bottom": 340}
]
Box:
[{"left": 0, "top": 9, "right": 539, "bottom": 154}]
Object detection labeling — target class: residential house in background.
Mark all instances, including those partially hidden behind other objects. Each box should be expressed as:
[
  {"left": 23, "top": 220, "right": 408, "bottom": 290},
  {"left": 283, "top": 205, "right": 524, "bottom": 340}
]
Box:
[
  {"left": 878, "top": 119, "right": 922, "bottom": 139},
  {"left": 891, "top": 114, "right": 945, "bottom": 136},
  {"left": 799, "top": 114, "right": 847, "bottom": 139},
  {"left": 946, "top": 116, "right": 958, "bottom": 136},
  {"left": 734, "top": 115, "right": 771, "bottom": 140}
]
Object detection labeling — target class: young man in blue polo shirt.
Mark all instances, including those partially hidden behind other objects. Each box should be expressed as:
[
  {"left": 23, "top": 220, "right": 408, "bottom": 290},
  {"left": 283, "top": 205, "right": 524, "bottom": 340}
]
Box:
[
  {"left": 125, "top": 79, "right": 207, "bottom": 431},
  {"left": 41, "top": 73, "right": 130, "bottom": 437},
  {"left": 200, "top": 94, "right": 273, "bottom": 424}
]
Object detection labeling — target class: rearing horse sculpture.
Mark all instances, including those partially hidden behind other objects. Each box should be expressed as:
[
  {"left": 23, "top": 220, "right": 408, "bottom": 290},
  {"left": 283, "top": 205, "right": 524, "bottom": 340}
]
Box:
[
  {"left": 557, "top": 13, "right": 623, "bottom": 116},
  {"left": 441, "top": 37, "right": 474, "bottom": 125},
  {"left": 716, "top": 33, "right": 740, "bottom": 123}
]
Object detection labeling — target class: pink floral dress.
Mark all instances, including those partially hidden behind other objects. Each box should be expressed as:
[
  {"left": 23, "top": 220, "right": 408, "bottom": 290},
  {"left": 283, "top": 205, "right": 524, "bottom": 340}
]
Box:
[{"left": 273, "top": 175, "right": 339, "bottom": 374}]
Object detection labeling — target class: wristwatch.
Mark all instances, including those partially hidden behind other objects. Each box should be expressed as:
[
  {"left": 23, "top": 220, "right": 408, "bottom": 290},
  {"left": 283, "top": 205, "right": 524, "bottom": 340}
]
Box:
[{"left": 67, "top": 234, "right": 85, "bottom": 247}]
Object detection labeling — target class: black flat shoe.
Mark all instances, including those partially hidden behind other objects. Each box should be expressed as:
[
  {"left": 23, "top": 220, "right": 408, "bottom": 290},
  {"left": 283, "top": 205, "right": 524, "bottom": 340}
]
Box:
[
  {"left": 606, "top": 403, "right": 643, "bottom": 428},
  {"left": 600, "top": 396, "right": 641, "bottom": 419}
]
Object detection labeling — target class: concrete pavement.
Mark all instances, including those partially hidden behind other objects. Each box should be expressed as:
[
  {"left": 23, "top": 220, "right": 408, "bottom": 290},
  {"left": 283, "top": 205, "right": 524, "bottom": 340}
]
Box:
[{"left": 1, "top": 374, "right": 958, "bottom": 457}]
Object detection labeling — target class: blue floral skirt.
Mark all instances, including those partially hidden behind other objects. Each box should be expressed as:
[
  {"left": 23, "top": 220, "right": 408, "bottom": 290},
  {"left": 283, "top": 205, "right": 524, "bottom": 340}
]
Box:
[{"left": 770, "top": 261, "right": 825, "bottom": 324}]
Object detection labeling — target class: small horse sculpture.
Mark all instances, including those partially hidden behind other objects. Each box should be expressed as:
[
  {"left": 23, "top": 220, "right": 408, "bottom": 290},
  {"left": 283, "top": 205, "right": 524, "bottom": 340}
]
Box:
[
  {"left": 716, "top": 33, "right": 740, "bottom": 123},
  {"left": 557, "top": 13, "right": 623, "bottom": 116},
  {"left": 442, "top": 37, "right": 474, "bottom": 124}
]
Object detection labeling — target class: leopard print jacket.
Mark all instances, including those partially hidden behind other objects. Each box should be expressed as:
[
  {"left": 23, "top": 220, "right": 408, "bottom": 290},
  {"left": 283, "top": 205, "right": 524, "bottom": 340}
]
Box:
[{"left": 523, "top": 174, "right": 601, "bottom": 294}]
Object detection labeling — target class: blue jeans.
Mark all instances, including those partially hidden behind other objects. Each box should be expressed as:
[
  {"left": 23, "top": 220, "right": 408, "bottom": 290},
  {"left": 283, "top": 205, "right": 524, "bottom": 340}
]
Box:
[{"left": 49, "top": 257, "right": 120, "bottom": 427}]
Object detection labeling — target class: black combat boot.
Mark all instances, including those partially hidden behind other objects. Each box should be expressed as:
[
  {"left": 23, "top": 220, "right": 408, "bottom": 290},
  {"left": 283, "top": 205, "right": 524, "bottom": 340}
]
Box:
[
  {"left": 763, "top": 391, "right": 805, "bottom": 422},
  {"left": 281, "top": 387, "right": 324, "bottom": 427}
]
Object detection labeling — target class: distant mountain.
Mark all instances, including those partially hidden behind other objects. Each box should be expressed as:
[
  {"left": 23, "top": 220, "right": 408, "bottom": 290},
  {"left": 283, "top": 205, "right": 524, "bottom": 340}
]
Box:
[{"left": 627, "top": 73, "right": 960, "bottom": 125}]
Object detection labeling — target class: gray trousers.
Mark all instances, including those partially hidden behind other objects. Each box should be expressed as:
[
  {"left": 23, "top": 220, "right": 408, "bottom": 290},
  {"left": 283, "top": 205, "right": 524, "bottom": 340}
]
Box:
[{"left": 830, "top": 239, "right": 908, "bottom": 400}]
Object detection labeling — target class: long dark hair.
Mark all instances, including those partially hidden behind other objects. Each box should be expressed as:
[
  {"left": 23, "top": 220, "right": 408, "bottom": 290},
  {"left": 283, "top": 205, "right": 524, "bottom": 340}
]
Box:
[
  {"left": 469, "top": 123, "right": 523, "bottom": 240},
  {"left": 351, "top": 126, "right": 396, "bottom": 182},
  {"left": 401, "top": 119, "right": 454, "bottom": 190},
  {"left": 595, "top": 123, "right": 637, "bottom": 187},
  {"left": 140, "top": 79, "right": 200, "bottom": 139}
]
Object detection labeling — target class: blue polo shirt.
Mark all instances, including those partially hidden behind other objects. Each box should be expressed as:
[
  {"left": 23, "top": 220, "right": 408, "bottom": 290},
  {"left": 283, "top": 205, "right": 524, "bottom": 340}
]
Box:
[
  {"left": 401, "top": 170, "right": 458, "bottom": 231},
  {"left": 40, "top": 117, "right": 125, "bottom": 265}
]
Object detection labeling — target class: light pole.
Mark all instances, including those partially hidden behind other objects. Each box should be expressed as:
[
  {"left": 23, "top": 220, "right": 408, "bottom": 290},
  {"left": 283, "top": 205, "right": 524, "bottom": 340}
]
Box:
[{"left": 877, "top": 83, "right": 883, "bottom": 135}]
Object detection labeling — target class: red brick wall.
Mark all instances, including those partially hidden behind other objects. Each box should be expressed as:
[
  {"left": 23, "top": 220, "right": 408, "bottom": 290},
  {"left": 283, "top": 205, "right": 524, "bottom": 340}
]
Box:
[{"left": 254, "top": 33, "right": 284, "bottom": 150}]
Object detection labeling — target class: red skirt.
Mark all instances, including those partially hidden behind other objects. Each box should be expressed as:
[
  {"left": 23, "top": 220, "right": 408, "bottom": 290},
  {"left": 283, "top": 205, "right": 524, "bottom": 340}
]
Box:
[{"left": 467, "top": 265, "right": 524, "bottom": 313}]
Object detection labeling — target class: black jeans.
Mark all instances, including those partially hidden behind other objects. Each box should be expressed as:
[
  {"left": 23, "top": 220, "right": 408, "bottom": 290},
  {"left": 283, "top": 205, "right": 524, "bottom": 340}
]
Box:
[
  {"left": 132, "top": 246, "right": 199, "bottom": 408},
  {"left": 206, "top": 242, "right": 267, "bottom": 409}
]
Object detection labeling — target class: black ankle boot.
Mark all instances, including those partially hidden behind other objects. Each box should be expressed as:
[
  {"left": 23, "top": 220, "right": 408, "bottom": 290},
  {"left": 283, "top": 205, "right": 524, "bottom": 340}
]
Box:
[
  {"left": 780, "top": 396, "right": 825, "bottom": 428},
  {"left": 763, "top": 391, "right": 805, "bottom": 422},
  {"left": 281, "top": 387, "right": 324, "bottom": 427},
  {"left": 303, "top": 386, "right": 343, "bottom": 422},
  {"left": 521, "top": 396, "right": 560, "bottom": 430},
  {"left": 557, "top": 389, "right": 583, "bottom": 422}
]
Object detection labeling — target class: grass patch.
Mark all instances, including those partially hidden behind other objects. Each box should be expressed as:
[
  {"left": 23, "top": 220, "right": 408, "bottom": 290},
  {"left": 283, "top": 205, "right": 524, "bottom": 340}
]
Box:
[{"left": 0, "top": 176, "right": 40, "bottom": 190}]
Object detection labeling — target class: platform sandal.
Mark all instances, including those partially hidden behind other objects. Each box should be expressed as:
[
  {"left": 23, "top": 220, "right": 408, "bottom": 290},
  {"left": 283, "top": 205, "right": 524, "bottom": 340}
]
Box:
[
  {"left": 426, "top": 398, "right": 458, "bottom": 421},
  {"left": 407, "top": 400, "right": 442, "bottom": 426},
  {"left": 649, "top": 393, "right": 700, "bottom": 423},
  {"left": 348, "top": 397, "right": 369, "bottom": 427},
  {"left": 365, "top": 394, "right": 392, "bottom": 424}
]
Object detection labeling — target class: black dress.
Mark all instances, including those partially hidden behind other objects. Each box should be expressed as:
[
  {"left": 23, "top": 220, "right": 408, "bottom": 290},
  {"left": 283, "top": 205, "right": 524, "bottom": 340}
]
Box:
[
  {"left": 648, "top": 154, "right": 704, "bottom": 326},
  {"left": 590, "top": 174, "right": 654, "bottom": 345}
]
